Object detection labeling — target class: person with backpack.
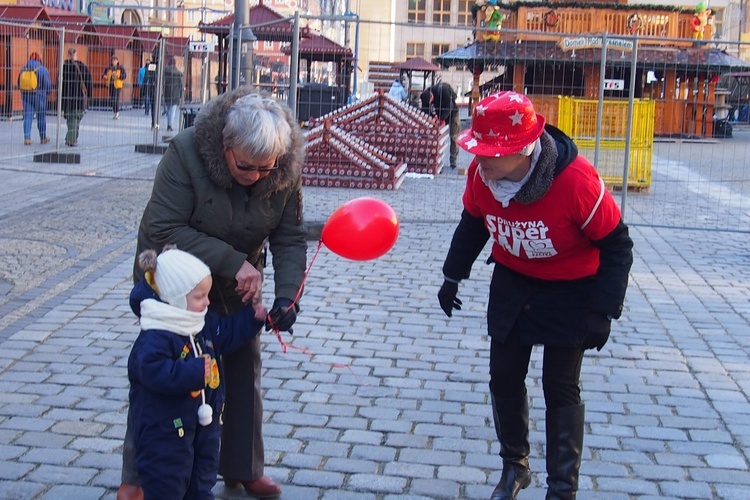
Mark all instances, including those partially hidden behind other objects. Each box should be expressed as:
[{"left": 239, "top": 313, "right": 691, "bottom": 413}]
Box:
[
  {"left": 61, "top": 47, "right": 93, "bottom": 147},
  {"left": 162, "top": 56, "right": 184, "bottom": 133},
  {"left": 18, "top": 52, "right": 53, "bottom": 146},
  {"left": 102, "top": 56, "right": 126, "bottom": 120}
]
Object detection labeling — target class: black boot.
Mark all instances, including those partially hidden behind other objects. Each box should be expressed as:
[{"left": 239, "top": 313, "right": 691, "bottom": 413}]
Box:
[
  {"left": 490, "top": 394, "right": 532, "bottom": 500},
  {"left": 545, "top": 404, "right": 585, "bottom": 500}
]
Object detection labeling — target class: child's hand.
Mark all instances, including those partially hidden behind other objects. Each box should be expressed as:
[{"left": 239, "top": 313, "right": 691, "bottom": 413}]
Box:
[{"left": 253, "top": 302, "right": 268, "bottom": 322}]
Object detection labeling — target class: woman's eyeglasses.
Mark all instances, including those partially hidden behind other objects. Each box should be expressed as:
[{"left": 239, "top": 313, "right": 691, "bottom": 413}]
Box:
[{"left": 227, "top": 148, "right": 278, "bottom": 172}]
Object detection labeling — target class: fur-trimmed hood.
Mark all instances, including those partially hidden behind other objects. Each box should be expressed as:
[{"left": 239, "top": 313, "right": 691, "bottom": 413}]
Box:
[
  {"left": 192, "top": 86, "right": 305, "bottom": 198},
  {"left": 514, "top": 124, "right": 578, "bottom": 205}
]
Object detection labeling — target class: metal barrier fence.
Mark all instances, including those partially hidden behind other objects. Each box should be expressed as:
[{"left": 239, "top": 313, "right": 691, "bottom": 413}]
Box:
[{"left": 1, "top": 17, "right": 749, "bottom": 233}]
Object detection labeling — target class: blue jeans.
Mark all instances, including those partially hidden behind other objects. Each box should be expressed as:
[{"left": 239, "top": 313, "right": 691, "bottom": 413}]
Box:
[
  {"left": 166, "top": 104, "right": 179, "bottom": 129},
  {"left": 22, "top": 92, "right": 48, "bottom": 140}
]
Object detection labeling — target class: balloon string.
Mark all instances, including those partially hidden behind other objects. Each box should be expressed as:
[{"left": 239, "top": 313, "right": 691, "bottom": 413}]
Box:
[{"left": 266, "top": 239, "right": 363, "bottom": 384}]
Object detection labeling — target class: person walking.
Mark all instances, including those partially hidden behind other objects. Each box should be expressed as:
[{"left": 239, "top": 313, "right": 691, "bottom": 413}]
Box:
[
  {"left": 387, "top": 78, "right": 408, "bottom": 102},
  {"left": 61, "top": 47, "right": 92, "bottom": 148},
  {"left": 138, "top": 59, "right": 151, "bottom": 115},
  {"left": 162, "top": 56, "right": 184, "bottom": 133},
  {"left": 437, "top": 91, "right": 633, "bottom": 500},
  {"left": 421, "top": 82, "right": 460, "bottom": 170},
  {"left": 18, "top": 52, "right": 53, "bottom": 145},
  {"left": 128, "top": 247, "right": 267, "bottom": 499},
  {"left": 117, "top": 87, "right": 307, "bottom": 500},
  {"left": 102, "top": 56, "right": 126, "bottom": 119}
]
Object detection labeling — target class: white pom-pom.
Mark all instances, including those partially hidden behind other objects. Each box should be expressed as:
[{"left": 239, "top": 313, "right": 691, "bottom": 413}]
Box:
[{"left": 198, "top": 404, "right": 213, "bottom": 426}]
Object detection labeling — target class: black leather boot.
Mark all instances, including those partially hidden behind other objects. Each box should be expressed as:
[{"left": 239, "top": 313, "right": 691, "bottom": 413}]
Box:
[
  {"left": 490, "top": 394, "right": 532, "bottom": 500},
  {"left": 545, "top": 404, "right": 585, "bottom": 500}
]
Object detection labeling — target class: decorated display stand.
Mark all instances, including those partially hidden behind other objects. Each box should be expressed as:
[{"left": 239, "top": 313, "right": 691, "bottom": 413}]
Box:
[{"left": 303, "top": 91, "right": 448, "bottom": 189}]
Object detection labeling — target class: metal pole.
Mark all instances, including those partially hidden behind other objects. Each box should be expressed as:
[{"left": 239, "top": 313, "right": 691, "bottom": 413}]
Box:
[
  {"left": 594, "top": 32, "right": 608, "bottom": 167},
  {"left": 234, "top": 26, "right": 242, "bottom": 89},
  {"left": 289, "top": 11, "right": 300, "bottom": 115},
  {"left": 152, "top": 39, "right": 166, "bottom": 145},
  {"left": 227, "top": 24, "right": 234, "bottom": 90},
  {"left": 55, "top": 27, "right": 65, "bottom": 151},
  {"left": 620, "top": 38, "right": 639, "bottom": 221},
  {"left": 352, "top": 14, "right": 359, "bottom": 102}
]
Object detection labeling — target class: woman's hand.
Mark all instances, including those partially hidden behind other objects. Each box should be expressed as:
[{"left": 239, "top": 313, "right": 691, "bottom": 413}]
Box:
[{"left": 235, "top": 261, "right": 263, "bottom": 304}]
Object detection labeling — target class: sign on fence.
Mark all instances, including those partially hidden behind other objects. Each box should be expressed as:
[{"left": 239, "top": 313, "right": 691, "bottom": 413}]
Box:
[{"left": 189, "top": 41, "right": 216, "bottom": 53}]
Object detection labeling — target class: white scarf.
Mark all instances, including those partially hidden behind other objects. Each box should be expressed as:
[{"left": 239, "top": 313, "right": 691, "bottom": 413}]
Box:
[
  {"left": 138, "top": 298, "right": 213, "bottom": 427},
  {"left": 480, "top": 139, "right": 542, "bottom": 208},
  {"left": 139, "top": 299, "right": 207, "bottom": 337}
]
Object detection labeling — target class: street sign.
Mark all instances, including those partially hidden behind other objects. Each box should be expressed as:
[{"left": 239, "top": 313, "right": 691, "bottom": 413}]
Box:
[{"left": 189, "top": 41, "right": 216, "bottom": 53}]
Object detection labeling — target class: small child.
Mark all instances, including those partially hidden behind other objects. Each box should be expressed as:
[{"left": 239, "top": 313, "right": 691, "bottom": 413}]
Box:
[{"left": 127, "top": 246, "right": 266, "bottom": 499}]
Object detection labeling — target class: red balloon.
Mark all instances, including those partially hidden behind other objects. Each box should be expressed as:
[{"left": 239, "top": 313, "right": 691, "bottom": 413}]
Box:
[{"left": 321, "top": 197, "right": 400, "bottom": 261}]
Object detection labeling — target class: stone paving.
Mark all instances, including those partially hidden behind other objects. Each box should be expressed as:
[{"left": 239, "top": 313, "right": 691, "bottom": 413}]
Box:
[{"left": 0, "top": 108, "right": 749, "bottom": 499}]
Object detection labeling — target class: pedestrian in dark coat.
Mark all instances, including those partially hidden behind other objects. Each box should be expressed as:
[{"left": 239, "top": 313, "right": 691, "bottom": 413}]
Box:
[
  {"left": 61, "top": 48, "right": 93, "bottom": 147},
  {"left": 118, "top": 87, "right": 306, "bottom": 500},
  {"left": 438, "top": 91, "right": 633, "bottom": 500},
  {"left": 128, "top": 247, "right": 266, "bottom": 500},
  {"left": 18, "top": 52, "right": 53, "bottom": 145},
  {"left": 421, "top": 82, "right": 460, "bottom": 170},
  {"left": 162, "top": 56, "right": 184, "bottom": 132}
]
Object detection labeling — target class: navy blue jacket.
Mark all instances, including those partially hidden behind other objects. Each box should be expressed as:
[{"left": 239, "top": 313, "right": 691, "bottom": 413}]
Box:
[{"left": 127, "top": 278, "right": 264, "bottom": 441}]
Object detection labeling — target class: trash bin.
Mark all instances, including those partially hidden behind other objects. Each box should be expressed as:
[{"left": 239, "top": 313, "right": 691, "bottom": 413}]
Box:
[
  {"left": 296, "top": 84, "right": 343, "bottom": 122},
  {"left": 714, "top": 119, "right": 733, "bottom": 138},
  {"left": 182, "top": 105, "right": 200, "bottom": 129}
]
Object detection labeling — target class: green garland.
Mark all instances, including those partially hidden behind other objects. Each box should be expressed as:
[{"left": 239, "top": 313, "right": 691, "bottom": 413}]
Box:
[{"left": 471, "top": 1, "right": 689, "bottom": 17}]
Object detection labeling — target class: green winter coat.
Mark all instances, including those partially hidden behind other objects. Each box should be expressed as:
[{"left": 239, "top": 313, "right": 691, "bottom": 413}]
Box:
[{"left": 134, "top": 86, "right": 307, "bottom": 315}]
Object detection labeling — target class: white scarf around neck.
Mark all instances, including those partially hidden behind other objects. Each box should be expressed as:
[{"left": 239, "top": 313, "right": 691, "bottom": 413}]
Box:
[{"left": 139, "top": 298, "right": 207, "bottom": 337}]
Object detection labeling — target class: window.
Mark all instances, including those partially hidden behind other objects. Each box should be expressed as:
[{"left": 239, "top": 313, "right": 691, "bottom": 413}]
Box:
[
  {"left": 712, "top": 7, "right": 724, "bottom": 39},
  {"left": 406, "top": 42, "right": 425, "bottom": 59},
  {"left": 431, "top": 43, "right": 450, "bottom": 62},
  {"left": 408, "top": 0, "right": 426, "bottom": 24},
  {"left": 458, "top": 0, "right": 473, "bottom": 26},
  {"left": 433, "top": 0, "right": 451, "bottom": 25}
]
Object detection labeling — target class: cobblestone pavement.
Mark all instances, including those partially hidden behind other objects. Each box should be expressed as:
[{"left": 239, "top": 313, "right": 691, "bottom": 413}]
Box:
[{"left": 0, "top": 109, "right": 749, "bottom": 499}]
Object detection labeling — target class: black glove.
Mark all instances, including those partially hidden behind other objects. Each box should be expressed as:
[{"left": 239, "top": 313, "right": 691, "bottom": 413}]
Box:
[
  {"left": 266, "top": 298, "right": 298, "bottom": 333},
  {"left": 437, "top": 280, "right": 462, "bottom": 317},
  {"left": 583, "top": 312, "right": 611, "bottom": 351}
]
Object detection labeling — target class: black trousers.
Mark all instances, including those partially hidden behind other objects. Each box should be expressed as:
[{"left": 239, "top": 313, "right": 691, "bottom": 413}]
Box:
[{"left": 489, "top": 324, "right": 584, "bottom": 410}]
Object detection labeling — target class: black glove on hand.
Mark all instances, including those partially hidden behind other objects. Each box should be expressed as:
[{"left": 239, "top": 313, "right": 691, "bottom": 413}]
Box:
[
  {"left": 266, "top": 298, "right": 298, "bottom": 333},
  {"left": 583, "top": 312, "right": 612, "bottom": 351},
  {"left": 437, "top": 281, "right": 462, "bottom": 317}
]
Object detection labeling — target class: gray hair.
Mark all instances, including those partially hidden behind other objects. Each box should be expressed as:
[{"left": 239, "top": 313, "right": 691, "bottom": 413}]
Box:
[{"left": 223, "top": 94, "right": 292, "bottom": 160}]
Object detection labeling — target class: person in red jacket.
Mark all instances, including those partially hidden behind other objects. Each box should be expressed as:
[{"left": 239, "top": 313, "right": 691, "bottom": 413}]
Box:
[{"left": 438, "top": 91, "right": 633, "bottom": 500}]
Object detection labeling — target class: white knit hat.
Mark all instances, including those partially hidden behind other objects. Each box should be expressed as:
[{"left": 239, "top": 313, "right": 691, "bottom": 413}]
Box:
[{"left": 154, "top": 249, "right": 211, "bottom": 309}]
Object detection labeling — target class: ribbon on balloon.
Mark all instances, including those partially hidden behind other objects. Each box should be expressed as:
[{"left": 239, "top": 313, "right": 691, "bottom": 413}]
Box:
[{"left": 266, "top": 197, "right": 400, "bottom": 378}]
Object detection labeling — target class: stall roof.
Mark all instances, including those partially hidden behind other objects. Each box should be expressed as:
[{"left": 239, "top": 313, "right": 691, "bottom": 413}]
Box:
[
  {"left": 47, "top": 15, "right": 96, "bottom": 44},
  {"left": 92, "top": 25, "right": 140, "bottom": 50},
  {"left": 164, "top": 36, "right": 190, "bottom": 58},
  {"left": 198, "top": 1, "right": 310, "bottom": 41},
  {"left": 139, "top": 30, "right": 162, "bottom": 54},
  {"left": 436, "top": 41, "right": 750, "bottom": 73},
  {"left": 281, "top": 32, "right": 352, "bottom": 60},
  {"left": 394, "top": 57, "right": 441, "bottom": 72},
  {"left": 0, "top": 6, "right": 50, "bottom": 36}
]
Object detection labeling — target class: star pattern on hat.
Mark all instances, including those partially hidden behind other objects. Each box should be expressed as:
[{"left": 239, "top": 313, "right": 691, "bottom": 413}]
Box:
[
  {"left": 508, "top": 93, "right": 524, "bottom": 104},
  {"left": 475, "top": 105, "right": 486, "bottom": 116},
  {"left": 487, "top": 129, "right": 498, "bottom": 137},
  {"left": 466, "top": 138, "right": 478, "bottom": 149},
  {"left": 509, "top": 110, "right": 524, "bottom": 126},
  {"left": 473, "top": 130, "right": 483, "bottom": 139}
]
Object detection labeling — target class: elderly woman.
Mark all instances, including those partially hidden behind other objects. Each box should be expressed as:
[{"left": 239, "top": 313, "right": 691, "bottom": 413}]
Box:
[{"left": 118, "top": 87, "right": 306, "bottom": 500}]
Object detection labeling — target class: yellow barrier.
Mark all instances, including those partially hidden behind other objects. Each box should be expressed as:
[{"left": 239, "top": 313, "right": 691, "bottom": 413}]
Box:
[{"left": 557, "top": 96, "right": 654, "bottom": 189}]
